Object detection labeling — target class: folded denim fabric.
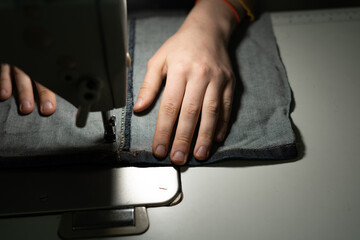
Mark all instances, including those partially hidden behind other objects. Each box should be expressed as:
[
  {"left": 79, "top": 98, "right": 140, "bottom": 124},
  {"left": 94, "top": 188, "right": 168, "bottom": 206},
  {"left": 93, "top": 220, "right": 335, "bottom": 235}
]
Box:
[{"left": 0, "top": 13, "right": 297, "bottom": 167}]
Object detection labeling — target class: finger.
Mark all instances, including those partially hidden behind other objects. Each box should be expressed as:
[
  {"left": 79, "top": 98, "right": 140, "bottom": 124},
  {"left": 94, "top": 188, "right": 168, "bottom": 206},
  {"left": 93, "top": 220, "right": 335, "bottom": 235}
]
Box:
[
  {"left": 193, "top": 82, "right": 222, "bottom": 160},
  {"left": 34, "top": 81, "right": 56, "bottom": 115},
  {"left": 0, "top": 64, "right": 12, "bottom": 100},
  {"left": 13, "top": 66, "right": 35, "bottom": 114},
  {"left": 215, "top": 80, "right": 235, "bottom": 142},
  {"left": 133, "top": 56, "right": 166, "bottom": 112},
  {"left": 152, "top": 75, "right": 186, "bottom": 159},
  {"left": 170, "top": 81, "right": 207, "bottom": 165}
]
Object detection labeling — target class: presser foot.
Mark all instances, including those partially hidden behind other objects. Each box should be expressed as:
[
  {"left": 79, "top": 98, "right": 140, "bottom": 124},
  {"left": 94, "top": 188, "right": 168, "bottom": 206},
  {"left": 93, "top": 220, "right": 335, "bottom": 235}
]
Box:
[{"left": 102, "top": 111, "right": 116, "bottom": 143}]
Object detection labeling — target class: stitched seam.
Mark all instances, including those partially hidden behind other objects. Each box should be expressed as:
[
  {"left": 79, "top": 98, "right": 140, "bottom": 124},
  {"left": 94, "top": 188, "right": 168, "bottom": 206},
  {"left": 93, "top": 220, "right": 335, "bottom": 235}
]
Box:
[{"left": 122, "top": 19, "right": 136, "bottom": 151}]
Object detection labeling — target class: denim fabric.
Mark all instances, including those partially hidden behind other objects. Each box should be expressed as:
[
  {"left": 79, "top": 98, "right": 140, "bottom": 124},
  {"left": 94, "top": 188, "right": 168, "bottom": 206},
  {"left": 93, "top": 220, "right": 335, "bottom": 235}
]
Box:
[
  {"left": 124, "top": 13, "right": 297, "bottom": 166},
  {"left": 0, "top": 13, "right": 297, "bottom": 168},
  {"left": 0, "top": 95, "right": 121, "bottom": 158}
]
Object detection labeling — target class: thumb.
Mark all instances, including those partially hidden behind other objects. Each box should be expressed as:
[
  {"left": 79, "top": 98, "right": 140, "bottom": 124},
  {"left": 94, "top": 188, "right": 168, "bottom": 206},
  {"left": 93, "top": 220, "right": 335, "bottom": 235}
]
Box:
[{"left": 133, "top": 56, "right": 166, "bottom": 112}]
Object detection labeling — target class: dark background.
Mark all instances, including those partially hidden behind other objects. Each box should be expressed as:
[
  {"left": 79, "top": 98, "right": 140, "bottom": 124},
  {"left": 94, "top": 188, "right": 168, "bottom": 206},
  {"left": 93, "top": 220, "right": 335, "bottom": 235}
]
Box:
[{"left": 127, "top": 0, "right": 360, "bottom": 13}]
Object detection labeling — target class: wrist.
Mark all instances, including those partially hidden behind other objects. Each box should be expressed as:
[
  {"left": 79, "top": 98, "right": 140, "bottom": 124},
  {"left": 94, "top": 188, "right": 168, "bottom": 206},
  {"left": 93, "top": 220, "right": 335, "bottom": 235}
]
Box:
[{"left": 183, "top": 0, "right": 238, "bottom": 43}]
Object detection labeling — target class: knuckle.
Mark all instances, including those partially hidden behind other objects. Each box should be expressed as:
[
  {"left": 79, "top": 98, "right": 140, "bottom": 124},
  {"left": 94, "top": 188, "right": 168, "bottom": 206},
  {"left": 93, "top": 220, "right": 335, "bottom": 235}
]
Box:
[
  {"left": 184, "top": 103, "right": 201, "bottom": 116},
  {"left": 221, "top": 117, "right": 230, "bottom": 127},
  {"left": 0, "top": 74, "right": 6, "bottom": 82},
  {"left": 215, "top": 68, "right": 234, "bottom": 85},
  {"left": 205, "top": 100, "right": 220, "bottom": 115},
  {"left": 223, "top": 97, "right": 233, "bottom": 111},
  {"left": 175, "top": 135, "right": 191, "bottom": 146},
  {"left": 156, "top": 129, "right": 171, "bottom": 139},
  {"left": 213, "top": 66, "right": 224, "bottom": 77},
  {"left": 172, "top": 62, "right": 188, "bottom": 75},
  {"left": 36, "top": 84, "right": 54, "bottom": 98},
  {"left": 196, "top": 63, "right": 211, "bottom": 77},
  {"left": 199, "top": 130, "right": 213, "bottom": 141},
  {"left": 38, "top": 88, "right": 49, "bottom": 97},
  {"left": 211, "top": 66, "right": 235, "bottom": 81},
  {"left": 162, "top": 101, "right": 178, "bottom": 116}
]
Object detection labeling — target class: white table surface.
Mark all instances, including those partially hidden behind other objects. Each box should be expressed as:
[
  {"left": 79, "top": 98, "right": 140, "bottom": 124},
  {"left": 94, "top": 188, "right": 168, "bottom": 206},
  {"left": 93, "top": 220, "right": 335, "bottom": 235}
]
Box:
[{"left": 1, "top": 8, "right": 360, "bottom": 240}]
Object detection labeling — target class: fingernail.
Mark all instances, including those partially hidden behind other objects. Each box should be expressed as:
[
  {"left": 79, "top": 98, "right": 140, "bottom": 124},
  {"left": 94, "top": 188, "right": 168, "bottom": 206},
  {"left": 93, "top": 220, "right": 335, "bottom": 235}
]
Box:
[
  {"left": 0, "top": 89, "right": 7, "bottom": 98},
  {"left": 41, "top": 101, "right": 54, "bottom": 114},
  {"left": 155, "top": 145, "right": 166, "bottom": 158},
  {"left": 172, "top": 151, "right": 185, "bottom": 164},
  {"left": 134, "top": 98, "right": 143, "bottom": 109},
  {"left": 20, "top": 100, "right": 31, "bottom": 112},
  {"left": 196, "top": 146, "right": 209, "bottom": 159}
]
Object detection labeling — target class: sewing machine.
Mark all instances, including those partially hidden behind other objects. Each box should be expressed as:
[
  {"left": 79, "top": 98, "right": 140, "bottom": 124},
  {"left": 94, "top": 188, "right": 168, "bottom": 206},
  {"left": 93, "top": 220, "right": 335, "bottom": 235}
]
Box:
[
  {"left": 0, "top": 1, "right": 181, "bottom": 238},
  {"left": 1, "top": 0, "right": 130, "bottom": 141}
]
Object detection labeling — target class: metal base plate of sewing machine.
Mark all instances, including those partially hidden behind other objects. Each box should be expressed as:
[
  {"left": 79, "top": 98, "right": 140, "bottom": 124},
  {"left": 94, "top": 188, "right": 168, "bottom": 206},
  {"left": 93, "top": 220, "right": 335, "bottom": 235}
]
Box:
[{"left": 0, "top": 166, "right": 182, "bottom": 239}]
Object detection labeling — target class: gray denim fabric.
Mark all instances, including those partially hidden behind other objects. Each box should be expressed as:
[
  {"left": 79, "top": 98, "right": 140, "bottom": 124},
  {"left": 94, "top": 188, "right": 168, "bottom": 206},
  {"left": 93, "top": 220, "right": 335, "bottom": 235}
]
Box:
[
  {"left": 0, "top": 13, "right": 297, "bottom": 167},
  {"left": 0, "top": 96, "right": 122, "bottom": 154}
]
